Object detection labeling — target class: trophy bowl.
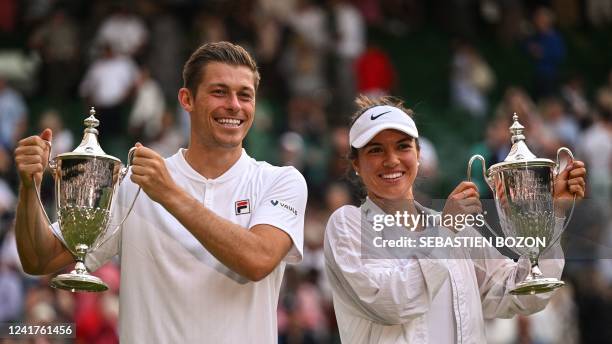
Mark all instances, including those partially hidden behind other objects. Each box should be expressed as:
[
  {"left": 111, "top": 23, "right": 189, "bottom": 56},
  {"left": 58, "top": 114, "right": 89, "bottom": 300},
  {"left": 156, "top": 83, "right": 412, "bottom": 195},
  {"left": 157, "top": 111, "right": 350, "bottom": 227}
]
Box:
[
  {"left": 33, "top": 108, "right": 139, "bottom": 292},
  {"left": 467, "top": 113, "right": 574, "bottom": 295}
]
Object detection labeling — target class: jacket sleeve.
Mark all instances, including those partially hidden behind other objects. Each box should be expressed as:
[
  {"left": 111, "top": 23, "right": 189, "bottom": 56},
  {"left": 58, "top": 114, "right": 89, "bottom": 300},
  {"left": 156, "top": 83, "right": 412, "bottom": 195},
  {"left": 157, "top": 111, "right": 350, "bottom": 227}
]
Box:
[
  {"left": 324, "top": 206, "right": 450, "bottom": 325},
  {"left": 472, "top": 217, "right": 565, "bottom": 319}
]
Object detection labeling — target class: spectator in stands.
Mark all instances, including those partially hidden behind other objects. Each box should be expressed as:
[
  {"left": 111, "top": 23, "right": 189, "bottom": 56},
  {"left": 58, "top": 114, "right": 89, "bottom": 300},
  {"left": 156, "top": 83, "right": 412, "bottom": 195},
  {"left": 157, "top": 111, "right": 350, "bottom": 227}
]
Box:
[
  {"left": 561, "top": 75, "right": 591, "bottom": 129},
  {"left": 128, "top": 65, "right": 165, "bottom": 143},
  {"left": 28, "top": 7, "right": 79, "bottom": 100},
  {"left": 95, "top": 3, "right": 148, "bottom": 59},
  {"left": 538, "top": 96, "right": 580, "bottom": 149},
  {"left": 586, "top": 0, "right": 612, "bottom": 28},
  {"left": 0, "top": 77, "right": 27, "bottom": 149},
  {"left": 577, "top": 98, "right": 612, "bottom": 203},
  {"left": 37, "top": 109, "right": 73, "bottom": 157},
  {"left": 596, "top": 69, "right": 612, "bottom": 116},
  {"left": 79, "top": 43, "right": 138, "bottom": 141},
  {"left": 146, "top": 3, "right": 186, "bottom": 101},
  {"left": 495, "top": 87, "right": 558, "bottom": 157},
  {"left": 450, "top": 40, "right": 496, "bottom": 117},
  {"left": 525, "top": 7, "right": 566, "bottom": 99},
  {"left": 328, "top": 0, "right": 366, "bottom": 115},
  {"left": 355, "top": 40, "right": 396, "bottom": 99}
]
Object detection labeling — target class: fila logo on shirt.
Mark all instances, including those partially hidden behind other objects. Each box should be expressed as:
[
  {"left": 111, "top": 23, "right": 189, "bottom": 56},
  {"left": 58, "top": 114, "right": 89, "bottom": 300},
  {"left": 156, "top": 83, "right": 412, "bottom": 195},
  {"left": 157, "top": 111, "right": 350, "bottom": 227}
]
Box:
[
  {"left": 235, "top": 199, "right": 251, "bottom": 215},
  {"left": 270, "top": 199, "right": 298, "bottom": 216}
]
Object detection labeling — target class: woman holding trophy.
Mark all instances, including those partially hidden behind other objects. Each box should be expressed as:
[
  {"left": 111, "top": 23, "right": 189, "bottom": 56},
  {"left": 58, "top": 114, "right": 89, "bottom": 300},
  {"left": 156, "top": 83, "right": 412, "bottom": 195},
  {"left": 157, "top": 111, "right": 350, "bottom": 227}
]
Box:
[{"left": 324, "top": 95, "right": 586, "bottom": 343}]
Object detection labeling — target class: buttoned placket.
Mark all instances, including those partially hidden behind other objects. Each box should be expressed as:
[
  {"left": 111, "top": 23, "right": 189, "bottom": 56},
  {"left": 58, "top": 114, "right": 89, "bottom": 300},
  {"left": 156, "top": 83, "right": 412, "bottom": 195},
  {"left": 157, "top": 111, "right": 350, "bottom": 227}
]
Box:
[{"left": 203, "top": 182, "right": 214, "bottom": 208}]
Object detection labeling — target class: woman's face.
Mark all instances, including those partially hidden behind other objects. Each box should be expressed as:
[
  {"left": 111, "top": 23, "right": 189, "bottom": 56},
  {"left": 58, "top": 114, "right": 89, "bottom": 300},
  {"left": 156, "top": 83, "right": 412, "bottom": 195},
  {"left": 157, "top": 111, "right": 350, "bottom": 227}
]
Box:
[{"left": 353, "top": 129, "right": 419, "bottom": 201}]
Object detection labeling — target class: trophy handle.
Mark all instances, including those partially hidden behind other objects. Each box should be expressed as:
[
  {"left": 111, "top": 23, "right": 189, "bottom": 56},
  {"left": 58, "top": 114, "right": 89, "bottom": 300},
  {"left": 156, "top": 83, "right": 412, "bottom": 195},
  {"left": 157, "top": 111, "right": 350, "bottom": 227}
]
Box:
[
  {"left": 467, "top": 155, "right": 493, "bottom": 192},
  {"left": 466, "top": 154, "right": 508, "bottom": 240},
  {"left": 554, "top": 147, "right": 574, "bottom": 176},
  {"left": 31, "top": 140, "right": 70, "bottom": 248},
  {"left": 546, "top": 147, "right": 577, "bottom": 252},
  {"left": 92, "top": 147, "right": 141, "bottom": 251}
]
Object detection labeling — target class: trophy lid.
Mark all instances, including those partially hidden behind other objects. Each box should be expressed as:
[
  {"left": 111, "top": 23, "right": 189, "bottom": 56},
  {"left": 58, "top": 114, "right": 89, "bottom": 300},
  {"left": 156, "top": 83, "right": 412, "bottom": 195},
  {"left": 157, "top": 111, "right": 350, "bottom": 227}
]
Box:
[
  {"left": 489, "top": 113, "right": 554, "bottom": 172},
  {"left": 55, "top": 108, "right": 120, "bottom": 162}
]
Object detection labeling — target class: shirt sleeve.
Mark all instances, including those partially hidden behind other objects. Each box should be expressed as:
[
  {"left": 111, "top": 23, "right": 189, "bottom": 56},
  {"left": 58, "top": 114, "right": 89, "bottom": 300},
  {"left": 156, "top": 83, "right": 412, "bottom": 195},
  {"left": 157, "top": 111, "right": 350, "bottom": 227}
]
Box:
[
  {"left": 249, "top": 167, "right": 307, "bottom": 264},
  {"left": 324, "top": 206, "right": 450, "bottom": 325},
  {"left": 472, "top": 217, "right": 565, "bottom": 319}
]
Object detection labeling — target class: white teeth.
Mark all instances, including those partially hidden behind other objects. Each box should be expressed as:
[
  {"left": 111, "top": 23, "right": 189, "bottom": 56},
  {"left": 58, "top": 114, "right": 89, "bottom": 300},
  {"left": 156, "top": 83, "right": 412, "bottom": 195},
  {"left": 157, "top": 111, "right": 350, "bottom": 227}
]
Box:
[
  {"left": 382, "top": 172, "right": 403, "bottom": 179},
  {"left": 216, "top": 118, "right": 241, "bottom": 126}
]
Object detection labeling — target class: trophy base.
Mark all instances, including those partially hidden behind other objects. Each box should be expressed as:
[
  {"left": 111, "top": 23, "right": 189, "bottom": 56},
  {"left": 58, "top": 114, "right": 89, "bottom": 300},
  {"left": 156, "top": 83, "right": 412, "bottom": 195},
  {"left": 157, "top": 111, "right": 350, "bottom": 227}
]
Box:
[
  {"left": 510, "top": 278, "right": 565, "bottom": 295},
  {"left": 50, "top": 273, "right": 108, "bottom": 292}
]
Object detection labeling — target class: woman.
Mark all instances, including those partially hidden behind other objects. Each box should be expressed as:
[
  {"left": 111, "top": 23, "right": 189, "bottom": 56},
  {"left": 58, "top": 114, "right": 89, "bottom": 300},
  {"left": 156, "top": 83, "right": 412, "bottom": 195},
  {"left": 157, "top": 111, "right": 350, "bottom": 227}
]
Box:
[{"left": 324, "top": 96, "right": 587, "bottom": 343}]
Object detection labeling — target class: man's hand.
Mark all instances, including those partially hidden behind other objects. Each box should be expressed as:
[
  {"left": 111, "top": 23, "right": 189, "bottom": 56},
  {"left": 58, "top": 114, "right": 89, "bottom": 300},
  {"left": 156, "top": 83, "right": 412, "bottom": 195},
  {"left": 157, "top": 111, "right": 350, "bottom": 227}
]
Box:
[
  {"left": 130, "top": 143, "right": 180, "bottom": 204},
  {"left": 14, "top": 129, "right": 53, "bottom": 189},
  {"left": 442, "top": 181, "right": 482, "bottom": 232}
]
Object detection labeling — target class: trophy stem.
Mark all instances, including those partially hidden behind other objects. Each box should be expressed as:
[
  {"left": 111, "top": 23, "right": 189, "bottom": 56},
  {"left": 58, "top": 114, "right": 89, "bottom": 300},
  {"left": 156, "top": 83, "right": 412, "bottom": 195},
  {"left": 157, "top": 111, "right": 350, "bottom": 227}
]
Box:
[
  {"left": 50, "top": 251, "right": 109, "bottom": 293},
  {"left": 74, "top": 260, "right": 88, "bottom": 275},
  {"left": 510, "top": 260, "right": 564, "bottom": 295},
  {"left": 525, "top": 259, "right": 543, "bottom": 281}
]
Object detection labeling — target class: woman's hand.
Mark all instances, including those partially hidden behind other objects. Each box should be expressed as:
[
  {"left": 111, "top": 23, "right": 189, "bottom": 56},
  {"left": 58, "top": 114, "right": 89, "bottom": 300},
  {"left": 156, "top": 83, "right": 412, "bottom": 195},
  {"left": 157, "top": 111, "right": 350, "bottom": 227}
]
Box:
[
  {"left": 554, "top": 160, "right": 586, "bottom": 215},
  {"left": 442, "top": 181, "right": 482, "bottom": 232}
]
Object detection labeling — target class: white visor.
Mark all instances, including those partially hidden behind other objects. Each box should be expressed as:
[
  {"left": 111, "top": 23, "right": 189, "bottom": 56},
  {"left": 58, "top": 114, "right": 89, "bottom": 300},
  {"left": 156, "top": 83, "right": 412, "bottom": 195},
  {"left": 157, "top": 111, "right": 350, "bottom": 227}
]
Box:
[{"left": 349, "top": 105, "right": 419, "bottom": 148}]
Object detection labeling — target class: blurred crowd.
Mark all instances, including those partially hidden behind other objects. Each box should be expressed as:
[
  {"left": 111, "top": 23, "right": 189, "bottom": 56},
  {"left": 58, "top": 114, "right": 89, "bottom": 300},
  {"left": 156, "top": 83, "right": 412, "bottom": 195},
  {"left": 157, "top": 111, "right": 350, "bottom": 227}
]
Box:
[{"left": 0, "top": 0, "right": 611, "bottom": 343}]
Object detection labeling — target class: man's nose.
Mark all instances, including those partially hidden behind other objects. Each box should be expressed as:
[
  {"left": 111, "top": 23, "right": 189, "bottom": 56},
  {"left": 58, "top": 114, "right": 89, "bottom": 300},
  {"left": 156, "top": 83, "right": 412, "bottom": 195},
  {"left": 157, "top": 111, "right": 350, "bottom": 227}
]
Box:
[{"left": 226, "top": 93, "right": 241, "bottom": 113}]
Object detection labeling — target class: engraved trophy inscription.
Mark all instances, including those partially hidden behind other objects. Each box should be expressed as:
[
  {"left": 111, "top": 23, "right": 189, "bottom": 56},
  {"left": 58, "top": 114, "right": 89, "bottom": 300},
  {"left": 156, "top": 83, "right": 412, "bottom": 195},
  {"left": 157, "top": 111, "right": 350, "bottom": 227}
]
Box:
[
  {"left": 33, "top": 108, "right": 140, "bottom": 292},
  {"left": 467, "top": 113, "right": 574, "bottom": 295}
]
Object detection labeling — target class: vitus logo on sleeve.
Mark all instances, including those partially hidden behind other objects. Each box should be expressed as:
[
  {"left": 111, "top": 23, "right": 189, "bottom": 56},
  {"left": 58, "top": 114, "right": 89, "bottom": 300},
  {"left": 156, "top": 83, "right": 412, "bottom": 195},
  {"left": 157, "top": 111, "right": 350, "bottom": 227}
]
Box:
[
  {"left": 235, "top": 199, "right": 251, "bottom": 215},
  {"left": 270, "top": 199, "right": 298, "bottom": 216}
]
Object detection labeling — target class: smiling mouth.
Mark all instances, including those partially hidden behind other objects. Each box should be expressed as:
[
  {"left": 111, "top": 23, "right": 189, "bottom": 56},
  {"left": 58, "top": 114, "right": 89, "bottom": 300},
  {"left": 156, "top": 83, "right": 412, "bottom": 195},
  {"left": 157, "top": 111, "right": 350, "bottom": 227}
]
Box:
[
  {"left": 215, "top": 118, "right": 244, "bottom": 128},
  {"left": 380, "top": 172, "right": 405, "bottom": 180}
]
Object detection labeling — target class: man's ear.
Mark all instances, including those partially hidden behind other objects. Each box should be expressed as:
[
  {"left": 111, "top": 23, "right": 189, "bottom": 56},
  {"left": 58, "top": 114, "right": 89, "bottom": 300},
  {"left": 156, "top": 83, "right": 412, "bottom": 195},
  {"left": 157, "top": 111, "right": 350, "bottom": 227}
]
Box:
[{"left": 178, "top": 88, "right": 193, "bottom": 113}]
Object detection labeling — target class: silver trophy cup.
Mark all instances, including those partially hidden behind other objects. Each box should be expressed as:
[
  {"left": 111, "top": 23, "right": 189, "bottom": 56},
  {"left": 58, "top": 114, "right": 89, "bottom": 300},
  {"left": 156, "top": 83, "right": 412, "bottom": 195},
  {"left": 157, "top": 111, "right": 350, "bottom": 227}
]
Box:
[
  {"left": 467, "top": 114, "right": 574, "bottom": 295},
  {"left": 33, "top": 108, "right": 140, "bottom": 292}
]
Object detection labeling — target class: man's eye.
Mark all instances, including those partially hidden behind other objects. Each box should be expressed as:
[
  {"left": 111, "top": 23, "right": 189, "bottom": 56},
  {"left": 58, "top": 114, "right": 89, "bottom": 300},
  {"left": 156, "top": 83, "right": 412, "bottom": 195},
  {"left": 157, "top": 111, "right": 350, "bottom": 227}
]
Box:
[
  {"left": 212, "top": 89, "right": 225, "bottom": 95},
  {"left": 239, "top": 93, "right": 253, "bottom": 101}
]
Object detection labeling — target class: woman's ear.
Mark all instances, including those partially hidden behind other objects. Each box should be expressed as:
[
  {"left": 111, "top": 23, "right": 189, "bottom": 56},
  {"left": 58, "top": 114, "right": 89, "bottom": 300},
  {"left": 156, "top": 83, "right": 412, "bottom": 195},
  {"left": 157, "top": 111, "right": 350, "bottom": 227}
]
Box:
[{"left": 352, "top": 159, "right": 360, "bottom": 176}]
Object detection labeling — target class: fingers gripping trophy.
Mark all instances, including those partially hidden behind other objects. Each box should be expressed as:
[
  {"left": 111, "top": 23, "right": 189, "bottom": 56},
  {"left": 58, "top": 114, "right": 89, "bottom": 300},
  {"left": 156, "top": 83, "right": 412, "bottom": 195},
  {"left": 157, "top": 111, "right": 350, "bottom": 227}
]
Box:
[
  {"left": 34, "top": 108, "right": 140, "bottom": 292},
  {"left": 467, "top": 113, "right": 575, "bottom": 295}
]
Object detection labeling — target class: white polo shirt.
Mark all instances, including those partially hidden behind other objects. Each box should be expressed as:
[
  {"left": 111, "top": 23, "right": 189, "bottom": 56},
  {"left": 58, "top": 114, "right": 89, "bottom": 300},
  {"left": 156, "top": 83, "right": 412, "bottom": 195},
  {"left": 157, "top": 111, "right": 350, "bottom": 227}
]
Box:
[{"left": 85, "top": 148, "right": 307, "bottom": 343}]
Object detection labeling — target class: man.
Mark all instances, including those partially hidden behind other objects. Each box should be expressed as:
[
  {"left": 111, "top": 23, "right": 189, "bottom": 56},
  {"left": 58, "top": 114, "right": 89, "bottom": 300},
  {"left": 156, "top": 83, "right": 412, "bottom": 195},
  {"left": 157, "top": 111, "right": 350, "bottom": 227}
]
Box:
[{"left": 14, "top": 42, "right": 307, "bottom": 343}]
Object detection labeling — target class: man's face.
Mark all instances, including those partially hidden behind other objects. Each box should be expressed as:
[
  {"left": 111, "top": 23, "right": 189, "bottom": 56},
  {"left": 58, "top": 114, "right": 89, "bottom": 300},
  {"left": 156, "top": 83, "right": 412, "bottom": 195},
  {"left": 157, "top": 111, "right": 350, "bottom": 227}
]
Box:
[{"left": 181, "top": 62, "right": 256, "bottom": 150}]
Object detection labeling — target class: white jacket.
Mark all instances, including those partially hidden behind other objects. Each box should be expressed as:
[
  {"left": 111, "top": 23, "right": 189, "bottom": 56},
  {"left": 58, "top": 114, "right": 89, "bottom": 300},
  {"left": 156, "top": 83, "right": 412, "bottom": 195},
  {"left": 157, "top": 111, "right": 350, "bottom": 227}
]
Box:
[{"left": 324, "top": 198, "right": 564, "bottom": 344}]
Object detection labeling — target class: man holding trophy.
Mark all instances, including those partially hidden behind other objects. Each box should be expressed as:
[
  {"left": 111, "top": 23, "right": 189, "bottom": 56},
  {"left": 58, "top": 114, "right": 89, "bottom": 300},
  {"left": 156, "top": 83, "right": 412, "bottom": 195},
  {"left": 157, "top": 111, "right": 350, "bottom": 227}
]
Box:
[{"left": 13, "top": 42, "right": 307, "bottom": 343}]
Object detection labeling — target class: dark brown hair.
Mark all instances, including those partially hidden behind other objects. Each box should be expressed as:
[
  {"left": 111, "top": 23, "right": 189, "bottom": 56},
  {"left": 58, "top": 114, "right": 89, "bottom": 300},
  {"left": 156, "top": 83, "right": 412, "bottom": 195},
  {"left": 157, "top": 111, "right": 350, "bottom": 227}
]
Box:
[
  {"left": 182, "top": 41, "right": 260, "bottom": 96},
  {"left": 346, "top": 95, "right": 420, "bottom": 201}
]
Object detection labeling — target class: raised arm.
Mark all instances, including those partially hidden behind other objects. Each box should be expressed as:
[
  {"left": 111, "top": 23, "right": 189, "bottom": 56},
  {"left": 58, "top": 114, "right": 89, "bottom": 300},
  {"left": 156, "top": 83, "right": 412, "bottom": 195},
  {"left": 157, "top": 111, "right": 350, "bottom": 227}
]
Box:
[
  {"left": 14, "top": 129, "right": 72, "bottom": 275},
  {"left": 129, "top": 144, "right": 307, "bottom": 282}
]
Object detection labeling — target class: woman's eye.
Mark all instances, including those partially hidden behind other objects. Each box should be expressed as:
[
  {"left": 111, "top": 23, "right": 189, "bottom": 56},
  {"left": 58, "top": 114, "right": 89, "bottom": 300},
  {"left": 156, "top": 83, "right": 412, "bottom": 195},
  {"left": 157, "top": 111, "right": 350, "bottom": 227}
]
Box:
[
  {"left": 367, "top": 147, "right": 382, "bottom": 154},
  {"left": 398, "top": 143, "right": 412, "bottom": 150}
]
